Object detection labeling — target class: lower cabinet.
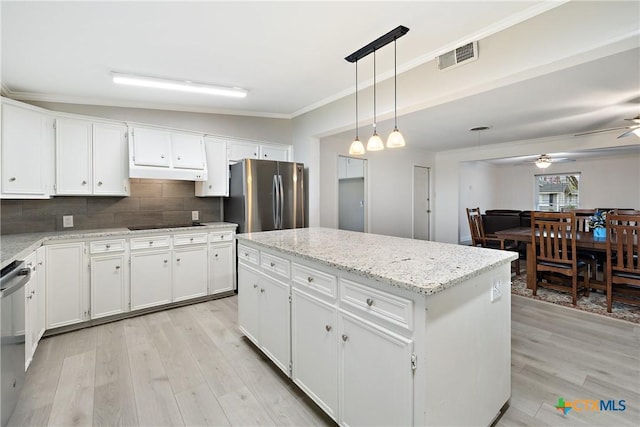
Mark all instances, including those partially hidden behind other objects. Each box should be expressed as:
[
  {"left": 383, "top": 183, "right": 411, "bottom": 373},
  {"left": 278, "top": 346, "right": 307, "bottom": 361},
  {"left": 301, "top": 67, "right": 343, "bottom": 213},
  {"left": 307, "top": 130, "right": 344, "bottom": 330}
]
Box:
[
  {"left": 173, "top": 245, "right": 208, "bottom": 302},
  {"left": 24, "top": 252, "right": 38, "bottom": 368},
  {"left": 291, "top": 288, "right": 338, "bottom": 419},
  {"left": 90, "top": 253, "right": 128, "bottom": 318},
  {"left": 130, "top": 249, "right": 172, "bottom": 310},
  {"left": 338, "top": 311, "right": 414, "bottom": 427},
  {"left": 209, "top": 243, "right": 234, "bottom": 294},
  {"left": 45, "top": 242, "right": 87, "bottom": 329},
  {"left": 238, "top": 263, "right": 291, "bottom": 374}
]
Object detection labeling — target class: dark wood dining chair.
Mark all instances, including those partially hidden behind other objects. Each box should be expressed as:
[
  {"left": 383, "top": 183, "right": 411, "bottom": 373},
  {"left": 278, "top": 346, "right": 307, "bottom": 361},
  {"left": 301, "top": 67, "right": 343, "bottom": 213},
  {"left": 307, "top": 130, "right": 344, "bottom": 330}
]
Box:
[
  {"left": 605, "top": 212, "right": 640, "bottom": 312},
  {"left": 466, "top": 207, "right": 521, "bottom": 274},
  {"left": 571, "top": 210, "right": 598, "bottom": 283},
  {"left": 531, "top": 211, "right": 590, "bottom": 305}
]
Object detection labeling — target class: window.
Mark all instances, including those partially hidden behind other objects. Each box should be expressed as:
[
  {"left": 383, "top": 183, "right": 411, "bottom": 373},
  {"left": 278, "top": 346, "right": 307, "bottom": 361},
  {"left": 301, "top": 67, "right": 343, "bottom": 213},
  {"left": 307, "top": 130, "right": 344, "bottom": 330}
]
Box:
[{"left": 535, "top": 173, "right": 580, "bottom": 212}]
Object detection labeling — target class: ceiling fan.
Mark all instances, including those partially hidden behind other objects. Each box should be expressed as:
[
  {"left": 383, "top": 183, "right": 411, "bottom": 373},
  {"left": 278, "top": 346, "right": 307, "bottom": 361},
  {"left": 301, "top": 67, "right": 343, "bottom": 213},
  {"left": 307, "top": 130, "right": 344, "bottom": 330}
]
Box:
[
  {"left": 523, "top": 154, "right": 575, "bottom": 169},
  {"left": 574, "top": 115, "right": 640, "bottom": 138}
]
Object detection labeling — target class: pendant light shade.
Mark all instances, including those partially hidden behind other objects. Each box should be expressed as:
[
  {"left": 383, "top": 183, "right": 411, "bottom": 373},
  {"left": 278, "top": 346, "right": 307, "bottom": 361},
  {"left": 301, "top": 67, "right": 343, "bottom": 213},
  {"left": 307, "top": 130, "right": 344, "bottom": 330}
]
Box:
[
  {"left": 368, "top": 50, "right": 384, "bottom": 152},
  {"left": 349, "top": 60, "right": 366, "bottom": 155},
  {"left": 387, "top": 39, "right": 405, "bottom": 148}
]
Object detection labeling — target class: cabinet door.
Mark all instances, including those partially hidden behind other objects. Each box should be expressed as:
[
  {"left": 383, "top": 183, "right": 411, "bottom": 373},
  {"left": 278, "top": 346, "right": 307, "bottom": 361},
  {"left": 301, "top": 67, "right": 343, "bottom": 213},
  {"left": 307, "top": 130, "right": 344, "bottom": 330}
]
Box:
[
  {"left": 228, "top": 141, "right": 259, "bottom": 162},
  {"left": 93, "top": 123, "right": 129, "bottom": 195},
  {"left": 292, "top": 289, "right": 338, "bottom": 419},
  {"left": 130, "top": 250, "right": 172, "bottom": 310},
  {"left": 24, "top": 253, "right": 37, "bottom": 368},
  {"left": 260, "top": 145, "right": 289, "bottom": 161},
  {"left": 339, "top": 312, "right": 414, "bottom": 427},
  {"left": 171, "top": 132, "right": 205, "bottom": 170},
  {"left": 259, "top": 274, "right": 291, "bottom": 375},
  {"left": 91, "top": 253, "right": 127, "bottom": 318},
  {"left": 46, "top": 242, "right": 86, "bottom": 328},
  {"left": 1, "top": 103, "right": 52, "bottom": 196},
  {"left": 35, "top": 246, "right": 46, "bottom": 341},
  {"left": 55, "top": 117, "right": 92, "bottom": 195},
  {"left": 209, "top": 243, "right": 234, "bottom": 294},
  {"left": 237, "top": 264, "right": 260, "bottom": 345},
  {"left": 345, "top": 157, "right": 364, "bottom": 178},
  {"left": 195, "top": 137, "right": 228, "bottom": 196},
  {"left": 173, "top": 245, "right": 208, "bottom": 302},
  {"left": 131, "top": 127, "right": 171, "bottom": 167}
]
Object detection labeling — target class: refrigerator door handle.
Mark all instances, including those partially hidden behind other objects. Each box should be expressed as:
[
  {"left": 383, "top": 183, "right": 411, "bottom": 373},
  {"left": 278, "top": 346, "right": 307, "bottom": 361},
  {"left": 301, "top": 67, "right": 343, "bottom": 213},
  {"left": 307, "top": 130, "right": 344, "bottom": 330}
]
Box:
[
  {"left": 272, "top": 174, "right": 279, "bottom": 229},
  {"left": 278, "top": 174, "right": 284, "bottom": 229}
]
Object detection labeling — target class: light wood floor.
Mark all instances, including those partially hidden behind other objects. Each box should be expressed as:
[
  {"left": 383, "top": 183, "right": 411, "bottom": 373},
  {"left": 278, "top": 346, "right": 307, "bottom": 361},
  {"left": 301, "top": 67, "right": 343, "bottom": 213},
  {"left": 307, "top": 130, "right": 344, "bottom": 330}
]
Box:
[{"left": 9, "top": 295, "right": 640, "bottom": 427}]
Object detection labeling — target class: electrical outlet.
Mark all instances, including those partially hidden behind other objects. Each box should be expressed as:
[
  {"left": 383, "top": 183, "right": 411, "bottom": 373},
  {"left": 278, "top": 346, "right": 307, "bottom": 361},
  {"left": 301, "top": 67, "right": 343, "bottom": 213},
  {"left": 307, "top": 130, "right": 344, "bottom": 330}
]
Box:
[
  {"left": 192, "top": 210, "right": 199, "bottom": 221},
  {"left": 490, "top": 278, "right": 502, "bottom": 302},
  {"left": 62, "top": 215, "right": 74, "bottom": 228}
]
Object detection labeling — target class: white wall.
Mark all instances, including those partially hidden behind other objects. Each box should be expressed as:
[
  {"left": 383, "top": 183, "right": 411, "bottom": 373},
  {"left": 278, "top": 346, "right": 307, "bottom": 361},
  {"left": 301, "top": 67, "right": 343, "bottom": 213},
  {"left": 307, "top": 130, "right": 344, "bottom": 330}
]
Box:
[
  {"left": 28, "top": 101, "right": 292, "bottom": 145},
  {"left": 319, "top": 134, "right": 434, "bottom": 238},
  {"left": 436, "top": 132, "right": 640, "bottom": 244},
  {"left": 458, "top": 161, "right": 497, "bottom": 243}
]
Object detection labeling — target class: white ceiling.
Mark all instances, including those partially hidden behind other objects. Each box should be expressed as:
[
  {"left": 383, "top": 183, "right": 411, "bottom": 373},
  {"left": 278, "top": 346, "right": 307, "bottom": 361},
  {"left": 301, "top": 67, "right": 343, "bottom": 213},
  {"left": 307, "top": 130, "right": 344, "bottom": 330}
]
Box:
[{"left": 2, "top": 1, "right": 640, "bottom": 155}]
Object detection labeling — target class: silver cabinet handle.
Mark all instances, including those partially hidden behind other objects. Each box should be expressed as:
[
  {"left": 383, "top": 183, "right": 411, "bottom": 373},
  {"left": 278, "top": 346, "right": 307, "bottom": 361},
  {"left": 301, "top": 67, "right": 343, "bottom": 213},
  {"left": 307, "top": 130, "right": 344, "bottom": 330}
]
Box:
[
  {"left": 270, "top": 262, "right": 275, "bottom": 267},
  {"left": 149, "top": 241, "right": 153, "bottom": 246},
  {"left": 325, "top": 325, "right": 332, "bottom": 332},
  {"left": 160, "top": 154, "right": 165, "bottom": 159},
  {"left": 190, "top": 237, "right": 194, "bottom": 242},
  {"left": 106, "top": 244, "right": 111, "bottom": 249},
  {"left": 220, "top": 235, "right": 224, "bottom": 239},
  {"left": 163, "top": 259, "right": 168, "bottom": 264},
  {"left": 9, "top": 177, "right": 16, "bottom": 182},
  {"left": 38, "top": 261, "right": 43, "bottom": 266},
  {"left": 177, "top": 156, "right": 181, "bottom": 160},
  {"left": 115, "top": 266, "right": 121, "bottom": 270},
  {"left": 253, "top": 284, "right": 258, "bottom": 289},
  {"left": 244, "top": 252, "right": 249, "bottom": 257},
  {"left": 98, "top": 181, "right": 103, "bottom": 186},
  {"left": 341, "top": 334, "right": 349, "bottom": 342},
  {"left": 366, "top": 298, "right": 374, "bottom": 307},
  {"left": 215, "top": 253, "right": 219, "bottom": 258},
  {"left": 209, "top": 185, "right": 212, "bottom": 189},
  {"left": 82, "top": 180, "right": 87, "bottom": 185},
  {"left": 27, "top": 295, "right": 33, "bottom": 300},
  {"left": 260, "top": 288, "right": 265, "bottom": 293},
  {"left": 30, "top": 290, "right": 35, "bottom": 296},
  {"left": 307, "top": 276, "right": 314, "bottom": 283},
  {"left": 176, "top": 258, "right": 181, "bottom": 262}
]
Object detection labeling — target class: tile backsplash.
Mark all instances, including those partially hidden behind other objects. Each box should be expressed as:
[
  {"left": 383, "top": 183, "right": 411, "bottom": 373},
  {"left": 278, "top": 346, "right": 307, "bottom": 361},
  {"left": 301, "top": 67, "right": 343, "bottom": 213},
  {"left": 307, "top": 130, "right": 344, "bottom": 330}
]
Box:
[{"left": 0, "top": 179, "right": 223, "bottom": 234}]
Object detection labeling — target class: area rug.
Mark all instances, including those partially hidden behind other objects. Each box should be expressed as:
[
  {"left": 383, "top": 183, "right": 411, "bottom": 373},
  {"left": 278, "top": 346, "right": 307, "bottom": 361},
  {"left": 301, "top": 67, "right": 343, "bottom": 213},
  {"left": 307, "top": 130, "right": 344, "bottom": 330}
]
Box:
[{"left": 511, "top": 274, "right": 640, "bottom": 324}]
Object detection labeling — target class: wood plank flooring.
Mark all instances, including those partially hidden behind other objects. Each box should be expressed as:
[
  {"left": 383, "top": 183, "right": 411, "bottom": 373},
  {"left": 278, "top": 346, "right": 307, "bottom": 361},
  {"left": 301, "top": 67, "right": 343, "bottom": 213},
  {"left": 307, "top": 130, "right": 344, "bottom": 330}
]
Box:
[{"left": 9, "top": 294, "right": 639, "bottom": 426}]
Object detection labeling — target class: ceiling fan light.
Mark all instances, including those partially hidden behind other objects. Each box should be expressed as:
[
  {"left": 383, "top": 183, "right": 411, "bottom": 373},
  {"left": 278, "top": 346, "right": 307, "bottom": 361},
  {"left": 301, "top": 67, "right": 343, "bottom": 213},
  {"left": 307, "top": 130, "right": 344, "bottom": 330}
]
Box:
[
  {"left": 387, "top": 128, "right": 406, "bottom": 148},
  {"left": 349, "top": 137, "right": 366, "bottom": 155},
  {"left": 535, "top": 155, "right": 552, "bottom": 169},
  {"left": 367, "top": 131, "right": 384, "bottom": 151}
]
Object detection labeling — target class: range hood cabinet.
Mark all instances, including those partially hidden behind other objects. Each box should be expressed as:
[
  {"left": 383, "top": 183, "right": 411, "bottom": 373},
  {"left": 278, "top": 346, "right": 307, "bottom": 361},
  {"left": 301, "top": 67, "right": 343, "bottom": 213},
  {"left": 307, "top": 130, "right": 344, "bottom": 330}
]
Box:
[{"left": 128, "top": 126, "right": 208, "bottom": 181}]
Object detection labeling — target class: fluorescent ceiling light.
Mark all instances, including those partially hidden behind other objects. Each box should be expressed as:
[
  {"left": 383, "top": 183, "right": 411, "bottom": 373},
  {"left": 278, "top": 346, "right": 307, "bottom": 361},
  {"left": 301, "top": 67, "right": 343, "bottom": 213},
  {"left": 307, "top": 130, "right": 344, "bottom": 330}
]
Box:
[{"left": 112, "top": 72, "right": 247, "bottom": 98}]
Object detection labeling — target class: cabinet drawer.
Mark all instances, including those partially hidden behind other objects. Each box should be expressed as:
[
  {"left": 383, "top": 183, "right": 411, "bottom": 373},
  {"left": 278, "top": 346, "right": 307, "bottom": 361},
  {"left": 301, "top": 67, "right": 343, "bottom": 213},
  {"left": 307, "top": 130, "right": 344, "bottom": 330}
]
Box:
[
  {"left": 209, "top": 231, "right": 234, "bottom": 243},
  {"left": 261, "top": 251, "right": 291, "bottom": 280},
  {"left": 340, "top": 278, "right": 413, "bottom": 331},
  {"left": 174, "top": 233, "right": 208, "bottom": 246},
  {"left": 292, "top": 262, "right": 337, "bottom": 299},
  {"left": 89, "top": 239, "right": 126, "bottom": 254},
  {"left": 130, "top": 235, "right": 171, "bottom": 250},
  {"left": 238, "top": 244, "right": 259, "bottom": 266}
]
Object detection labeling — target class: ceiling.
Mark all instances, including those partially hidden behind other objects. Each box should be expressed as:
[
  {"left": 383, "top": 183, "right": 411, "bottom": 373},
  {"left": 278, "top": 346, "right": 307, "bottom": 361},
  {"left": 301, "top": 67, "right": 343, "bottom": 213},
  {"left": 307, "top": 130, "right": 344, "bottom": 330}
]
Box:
[{"left": 2, "top": 1, "right": 640, "bottom": 154}]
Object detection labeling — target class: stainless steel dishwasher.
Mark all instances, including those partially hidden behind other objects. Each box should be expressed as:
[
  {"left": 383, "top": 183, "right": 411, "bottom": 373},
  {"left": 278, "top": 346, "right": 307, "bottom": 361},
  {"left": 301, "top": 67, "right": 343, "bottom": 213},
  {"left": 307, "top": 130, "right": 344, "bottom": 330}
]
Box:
[{"left": 0, "top": 260, "right": 30, "bottom": 427}]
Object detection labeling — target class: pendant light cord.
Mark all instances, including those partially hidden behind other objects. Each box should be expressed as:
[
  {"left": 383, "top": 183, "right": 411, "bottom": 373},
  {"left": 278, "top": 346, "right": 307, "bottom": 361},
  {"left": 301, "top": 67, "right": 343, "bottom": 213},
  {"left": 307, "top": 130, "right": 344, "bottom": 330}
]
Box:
[
  {"left": 373, "top": 49, "right": 377, "bottom": 133},
  {"left": 355, "top": 60, "right": 359, "bottom": 139},
  {"left": 394, "top": 39, "right": 397, "bottom": 128}
]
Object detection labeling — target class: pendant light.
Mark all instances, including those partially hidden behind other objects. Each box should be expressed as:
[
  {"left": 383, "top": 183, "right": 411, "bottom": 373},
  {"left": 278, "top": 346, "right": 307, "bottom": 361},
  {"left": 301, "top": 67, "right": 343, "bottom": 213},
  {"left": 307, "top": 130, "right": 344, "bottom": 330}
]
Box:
[
  {"left": 349, "top": 60, "right": 365, "bottom": 155},
  {"left": 386, "top": 39, "right": 405, "bottom": 148},
  {"left": 367, "top": 49, "right": 384, "bottom": 151}
]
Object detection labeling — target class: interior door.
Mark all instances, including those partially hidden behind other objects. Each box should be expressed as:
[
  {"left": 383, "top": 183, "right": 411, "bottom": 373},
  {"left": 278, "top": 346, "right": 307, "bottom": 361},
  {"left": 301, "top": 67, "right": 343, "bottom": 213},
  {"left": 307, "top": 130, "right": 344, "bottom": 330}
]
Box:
[
  {"left": 413, "top": 166, "right": 430, "bottom": 240},
  {"left": 278, "top": 162, "right": 304, "bottom": 230}
]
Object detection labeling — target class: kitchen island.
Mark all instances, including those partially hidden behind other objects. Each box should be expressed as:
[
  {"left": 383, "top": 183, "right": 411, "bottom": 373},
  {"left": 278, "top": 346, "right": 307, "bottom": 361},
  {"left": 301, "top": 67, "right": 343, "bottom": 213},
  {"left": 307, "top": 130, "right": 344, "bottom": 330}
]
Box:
[{"left": 236, "top": 227, "right": 517, "bottom": 427}]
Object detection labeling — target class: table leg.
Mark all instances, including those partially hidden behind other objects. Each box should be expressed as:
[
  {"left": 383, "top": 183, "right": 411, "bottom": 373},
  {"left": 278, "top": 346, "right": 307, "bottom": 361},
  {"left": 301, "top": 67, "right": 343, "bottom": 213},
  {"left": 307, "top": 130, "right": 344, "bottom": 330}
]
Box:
[{"left": 526, "top": 243, "right": 535, "bottom": 289}]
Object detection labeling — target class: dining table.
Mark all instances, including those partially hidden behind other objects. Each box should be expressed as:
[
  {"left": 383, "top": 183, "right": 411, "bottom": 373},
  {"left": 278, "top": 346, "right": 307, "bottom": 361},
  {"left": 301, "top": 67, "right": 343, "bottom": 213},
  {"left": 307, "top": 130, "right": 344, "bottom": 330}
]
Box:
[{"left": 495, "top": 226, "right": 609, "bottom": 290}]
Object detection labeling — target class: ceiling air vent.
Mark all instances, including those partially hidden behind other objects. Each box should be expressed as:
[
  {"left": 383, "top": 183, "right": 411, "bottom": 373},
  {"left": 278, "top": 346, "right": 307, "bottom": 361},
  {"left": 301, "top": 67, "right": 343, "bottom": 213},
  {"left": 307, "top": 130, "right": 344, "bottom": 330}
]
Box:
[{"left": 438, "top": 41, "right": 478, "bottom": 71}]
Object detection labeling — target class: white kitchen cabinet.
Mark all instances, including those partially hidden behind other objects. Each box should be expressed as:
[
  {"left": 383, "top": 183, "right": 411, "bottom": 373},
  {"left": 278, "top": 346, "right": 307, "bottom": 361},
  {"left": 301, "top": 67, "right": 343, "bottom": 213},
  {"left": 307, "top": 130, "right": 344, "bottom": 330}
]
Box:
[
  {"left": 260, "top": 144, "right": 289, "bottom": 161},
  {"left": 173, "top": 245, "right": 208, "bottom": 302},
  {"left": 130, "top": 249, "right": 172, "bottom": 310},
  {"left": 130, "top": 126, "right": 172, "bottom": 167},
  {"left": 23, "top": 252, "right": 38, "bottom": 368},
  {"left": 1, "top": 100, "right": 55, "bottom": 198},
  {"left": 56, "top": 118, "right": 129, "bottom": 196},
  {"left": 195, "top": 137, "right": 228, "bottom": 197},
  {"left": 238, "top": 264, "right": 261, "bottom": 345},
  {"left": 90, "top": 246, "right": 128, "bottom": 319},
  {"left": 171, "top": 132, "right": 205, "bottom": 169},
  {"left": 209, "top": 242, "right": 234, "bottom": 294},
  {"left": 291, "top": 288, "right": 338, "bottom": 419},
  {"left": 45, "top": 242, "right": 87, "bottom": 329},
  {"left": 227, "top": 140, "right": 259, "bottom": 162},
  {"left": 338, "top": 311, "right": 414, "bottom": 427},
  {"left": 338, "top": 156, "right": 364, "bottom": 179},
  {"left": 35, "top": 246, "right": 46, "bottom": 343}
]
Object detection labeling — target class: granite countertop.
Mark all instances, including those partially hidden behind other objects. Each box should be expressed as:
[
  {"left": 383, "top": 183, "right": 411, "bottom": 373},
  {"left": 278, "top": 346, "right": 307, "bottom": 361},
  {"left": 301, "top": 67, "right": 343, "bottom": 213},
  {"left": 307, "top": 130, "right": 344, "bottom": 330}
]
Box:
[
  {"left": 237, "top": 227, "right": 517, "bottom": 296},
  {"left": 0, "top": 222, "right": 237, "bottom": 269}
]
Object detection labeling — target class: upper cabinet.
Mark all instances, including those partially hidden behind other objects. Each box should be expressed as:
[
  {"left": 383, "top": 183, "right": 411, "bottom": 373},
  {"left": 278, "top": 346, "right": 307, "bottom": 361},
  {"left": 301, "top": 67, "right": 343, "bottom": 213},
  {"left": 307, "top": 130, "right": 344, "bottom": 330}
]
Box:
[
  {"left": 228, "top": 140, "right": 290, "bottom": 164},
  {"left": 338, "top": 156, "right": 364, "bottom": 179},
  {"left": 1, "top": 100, "right": 55, "bottom": 198},
  {"left": 55, "top": 117, "right": 129, "bottom": 196},
  {"left": 195, "top": 137, "right": 229, "bottom": 197},
  {"left": 129, "top": 126, "right": 207, "bottom": 181}
]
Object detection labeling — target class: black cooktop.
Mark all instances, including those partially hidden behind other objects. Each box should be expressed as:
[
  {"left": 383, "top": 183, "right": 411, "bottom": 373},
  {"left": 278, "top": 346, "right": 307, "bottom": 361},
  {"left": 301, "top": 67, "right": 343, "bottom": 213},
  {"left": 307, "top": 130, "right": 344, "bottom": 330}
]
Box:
[{"left": 127, "top": 223, "right": 204, "bottom": 231}]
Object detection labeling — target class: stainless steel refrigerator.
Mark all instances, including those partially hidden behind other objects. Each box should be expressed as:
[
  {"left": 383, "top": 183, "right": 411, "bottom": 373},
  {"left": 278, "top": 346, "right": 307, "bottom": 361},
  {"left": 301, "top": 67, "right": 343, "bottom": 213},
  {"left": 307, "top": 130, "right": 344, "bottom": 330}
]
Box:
[{"left": 224, "top": 159, "right": 305, "bottom": 233}]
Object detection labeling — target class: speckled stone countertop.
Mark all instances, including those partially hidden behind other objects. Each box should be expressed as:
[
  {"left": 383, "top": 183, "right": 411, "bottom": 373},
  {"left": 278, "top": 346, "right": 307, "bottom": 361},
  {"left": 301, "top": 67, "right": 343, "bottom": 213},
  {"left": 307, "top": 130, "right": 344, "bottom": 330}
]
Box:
[
  {"left": 0, "top": 222, "right": 237, "bottom": 269},
  {"left": 237, "top": 227, "right": 517, "bottom": 296}
]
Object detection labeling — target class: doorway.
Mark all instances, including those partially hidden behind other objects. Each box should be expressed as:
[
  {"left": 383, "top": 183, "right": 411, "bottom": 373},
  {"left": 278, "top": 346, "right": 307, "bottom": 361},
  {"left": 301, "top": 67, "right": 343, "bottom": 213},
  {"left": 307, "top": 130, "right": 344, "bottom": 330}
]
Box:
[
  {"left": 413, "top": 165, "right": 430, "bottom": 240},
  {"left": 337, "top": 155, "right": 367, "bottom": 232}
]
